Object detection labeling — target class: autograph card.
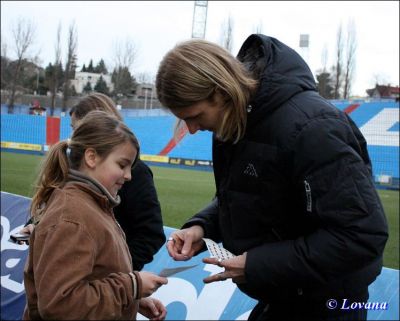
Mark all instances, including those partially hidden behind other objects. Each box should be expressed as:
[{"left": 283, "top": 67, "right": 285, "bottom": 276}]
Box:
[
  {"left": 159, "top": 264, "right": 198, "bottom": 277},
  {"left": 203, "top": 238, "right": 235, "bottom": 260}
]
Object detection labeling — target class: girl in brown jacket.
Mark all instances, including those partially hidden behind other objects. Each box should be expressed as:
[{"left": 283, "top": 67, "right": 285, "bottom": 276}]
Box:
[{"left": 23, "top": 111, "right": 168, "bottom": 320}]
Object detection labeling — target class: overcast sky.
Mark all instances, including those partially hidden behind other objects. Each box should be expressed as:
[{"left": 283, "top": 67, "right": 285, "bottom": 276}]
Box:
[{"left": 1, "top": 1, "right": 399, "bottom": 96}]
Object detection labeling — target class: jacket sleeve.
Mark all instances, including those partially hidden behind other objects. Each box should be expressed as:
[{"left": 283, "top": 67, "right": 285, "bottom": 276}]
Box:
[
  {"left": 245, "top": 116, "right": 388, "bottom": 290},
  {"left": 30, "top": 221, "right": 138, "bottom": 320},
  {"left": 182, "top": 197, "right": 221, "bottom": 242},
  {"left": 114, "top": 160, "right": 165, "bottom": 271}
]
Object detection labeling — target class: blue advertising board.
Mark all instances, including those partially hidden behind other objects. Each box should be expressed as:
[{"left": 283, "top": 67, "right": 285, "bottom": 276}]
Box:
[{"left": 1, "top": 191, "right": 399, "bottom": 320}]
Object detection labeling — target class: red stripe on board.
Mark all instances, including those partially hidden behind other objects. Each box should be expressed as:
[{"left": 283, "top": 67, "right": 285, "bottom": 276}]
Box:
[
  {"left": 46, "top": 117, "right": 60, "bottom": 146},
  {"left": 158, "top": 123, "right": 188, "bottom": 156},
  {"left": 343, "top": 103, "right": 360, "bottom": 114}
]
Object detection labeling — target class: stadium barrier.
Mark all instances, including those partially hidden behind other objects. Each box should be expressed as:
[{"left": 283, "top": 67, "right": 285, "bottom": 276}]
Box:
[
  {"left": 1, "top": 191, "right": 399, "bottom": 320},
  {"left": 1, "top": 100, "right": 399, "bottom": 188}
]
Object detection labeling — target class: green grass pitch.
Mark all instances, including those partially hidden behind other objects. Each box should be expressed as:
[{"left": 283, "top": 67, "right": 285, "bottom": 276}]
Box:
[{"left": 1, "top": 151, "right": 398, "bottom": 269}]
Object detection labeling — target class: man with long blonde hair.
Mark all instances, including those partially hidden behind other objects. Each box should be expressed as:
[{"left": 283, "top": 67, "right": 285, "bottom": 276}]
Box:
[{"left": 157, "top": 35, "right": 388, "bottom": 321}]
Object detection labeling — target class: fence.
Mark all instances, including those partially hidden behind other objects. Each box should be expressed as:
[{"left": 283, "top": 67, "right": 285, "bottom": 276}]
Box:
[{"left": 1, "top": 101, "right": 399, "bottom": 188}]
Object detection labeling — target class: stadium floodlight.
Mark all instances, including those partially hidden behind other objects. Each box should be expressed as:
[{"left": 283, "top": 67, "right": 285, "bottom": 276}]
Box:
[
  {"left": 299, "top": 34, "right": 309, "bottom": 48},
  {"left": 299, "top": 33, "right": 310, "bottom": 64},
  {"left": 191, "top": 1, "right": 208, "bottom": 39}
]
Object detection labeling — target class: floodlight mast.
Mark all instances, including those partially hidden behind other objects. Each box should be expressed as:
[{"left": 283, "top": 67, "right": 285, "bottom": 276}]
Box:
[
  {"left": 191, "top": 1, "right": 208, "bottom": 39},
  {"left": 299, "top": 34, "right": 310, "bottom": 65}
]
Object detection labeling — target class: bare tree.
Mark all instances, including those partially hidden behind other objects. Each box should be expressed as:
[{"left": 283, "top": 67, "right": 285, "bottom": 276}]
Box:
[
  {"left": 315, "top": 44, "right": 333, "bottom": 99},
  {"left": 343, "top": 19, "right": 357, "bottom": 99},
  {"left": 137, "top": 72, "right": 152, "bottom": 84},
  {"left": 1, "top": 32, "right": 7, "bottom": 58},
  {"left": 253, "top": 20, "right": 263, "bottom": 34},
  {"left": 1, "top": 32, "right": 10, "bottom": 89},
  {"left": 333, "top": 22, "right": 344, "bottom": 99},
  {"left": 111, "top": 37, "right": 137, "bottom": 97},
  {"left": 47, "top": 22, "right": 63, "bottom": 115},
  {"left": 220, "top": 15, "right": 234, "bottom": 53},
  {"left": 321, "top": 43, "right": 329, "bottom": 72},
  {"left": 113, "top": 37, "right": 137, "bottom": 71},
  {"left": 62, "top": 21, "right": 78, "bottom": 112},
  {"left": 7, "top": 18, "right": 36, "bottom": 113},
  {"left": 371, "top": 73, "right": 389, "bottom": 87}
]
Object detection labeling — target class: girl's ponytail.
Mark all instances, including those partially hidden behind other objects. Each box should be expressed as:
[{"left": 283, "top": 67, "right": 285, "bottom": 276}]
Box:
[{"left": 30, "top": 140, "right": 70, "bottom": 219}]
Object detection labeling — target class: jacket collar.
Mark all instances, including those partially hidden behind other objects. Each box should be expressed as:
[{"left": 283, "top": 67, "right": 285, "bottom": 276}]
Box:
[{"left": 67, "top": 169, "right": 121, "bottom": 208}]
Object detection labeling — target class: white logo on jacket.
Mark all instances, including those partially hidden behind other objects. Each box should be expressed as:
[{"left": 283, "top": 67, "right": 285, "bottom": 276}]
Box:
[{"left": 243, "top": 163, "right": 258, "bottom": 177}]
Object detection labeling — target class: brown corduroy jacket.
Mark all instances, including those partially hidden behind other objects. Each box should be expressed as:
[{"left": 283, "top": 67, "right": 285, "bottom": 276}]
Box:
[{"left": 23, "top": 177, "right": 142, "bottom": 320}]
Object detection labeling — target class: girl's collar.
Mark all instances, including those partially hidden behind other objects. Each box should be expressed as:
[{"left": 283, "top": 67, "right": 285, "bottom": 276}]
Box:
[{"left": 68, "top": 169, "right": 121, "bottom": 207}]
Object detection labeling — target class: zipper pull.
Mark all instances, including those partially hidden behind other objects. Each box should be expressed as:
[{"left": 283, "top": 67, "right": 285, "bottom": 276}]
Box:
[{"left": 304, "top": 180, "right": 312, "bottom": 213}]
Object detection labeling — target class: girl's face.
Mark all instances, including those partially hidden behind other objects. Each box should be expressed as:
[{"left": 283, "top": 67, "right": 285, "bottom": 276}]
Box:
[{"left": 82, "top": 141, "right": 137, "bottom": 197}]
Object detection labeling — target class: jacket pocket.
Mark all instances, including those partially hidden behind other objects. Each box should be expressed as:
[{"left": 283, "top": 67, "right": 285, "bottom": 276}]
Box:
[{"left": 302, "top": 159, "right": 371, "bottom": 222}]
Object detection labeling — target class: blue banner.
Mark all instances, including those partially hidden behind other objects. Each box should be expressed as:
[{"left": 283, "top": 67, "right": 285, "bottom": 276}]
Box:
[
  {"left": 1, "top": 192, "right": 31, "bottom": 320},
  {"left": 1, "top": 192, "right": 399, "bottom": 320}
]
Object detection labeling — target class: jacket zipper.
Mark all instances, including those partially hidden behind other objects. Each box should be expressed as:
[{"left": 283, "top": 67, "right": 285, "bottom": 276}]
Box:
[
  {"left": 110, "top": 210, "right": 125, "bottom": 235},
  {"left": 271, "top": 228, "right": 282, "bottom": 241},
  {"left": 304, "top": 180, "right": 312, "bottom": 213},
  {"left": 111, "top": 210, "right": 133, "bottom": 269},
  {"left": 299, "top": 180, "right": 311, "bottom": 296}
]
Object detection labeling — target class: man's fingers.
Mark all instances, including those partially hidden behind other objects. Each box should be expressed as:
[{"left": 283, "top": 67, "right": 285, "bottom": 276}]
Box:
[
  {"left": 166, "top": 241, "right": 193, "bottom": 261},
  {"left": 202, "top": 257, "right": 225, "bottom": 267},
  {"left": 203, "top": 272, "right": 228, "bottom": 284},
  {"left": 166, "top": 236, "right": 177, "bottom": 246},
  {"left": 181, "top": 234, "right": 193, "bottom": 257},
  {"left": 166, "top": 234, "right": 184, "bottom": 259}
]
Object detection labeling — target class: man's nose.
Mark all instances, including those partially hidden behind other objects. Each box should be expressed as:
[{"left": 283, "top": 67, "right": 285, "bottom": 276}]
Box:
[{"left": 186, "top": 121, "right": 199, "bottom": 134}]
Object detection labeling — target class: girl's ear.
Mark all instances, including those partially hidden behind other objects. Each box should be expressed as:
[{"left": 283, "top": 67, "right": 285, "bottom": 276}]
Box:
[{"left": 83, "top": 148, "right": 98, "bottom": 169}]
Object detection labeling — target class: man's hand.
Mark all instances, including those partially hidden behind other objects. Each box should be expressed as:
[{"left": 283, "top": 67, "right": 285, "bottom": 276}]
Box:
[
  {"left": 202, "top": 252, "right": 247, "bottom": 284},
  {"left": 166, "top": 225, "right": 205, "bottom": 261}
]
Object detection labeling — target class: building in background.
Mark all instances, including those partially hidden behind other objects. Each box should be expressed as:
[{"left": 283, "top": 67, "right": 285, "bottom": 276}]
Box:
[
  {"left": 70, "top": 71, "right": 114, "bottom": 94},
  {"left": 366, "top": 85, "right": 400, "bottom": 100}
]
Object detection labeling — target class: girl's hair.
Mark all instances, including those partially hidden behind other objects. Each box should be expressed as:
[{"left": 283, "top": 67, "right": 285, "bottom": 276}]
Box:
[
  {"left": 30, "top": 110, "right": 139, "bottom": 218},
  {"left": 156, "top": 39, "right": 258, "bottom": 143},
  {"left": 69, "top": 93, "right": 123, "bottom": 121}
]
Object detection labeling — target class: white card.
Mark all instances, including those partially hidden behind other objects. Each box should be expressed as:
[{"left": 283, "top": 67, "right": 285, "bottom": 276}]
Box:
[
  {"left": 203, "top": 238, "right": 235, "bottom": 260},
  {"left": 158, "top": 264, "right": 198, "bottom": 277}
]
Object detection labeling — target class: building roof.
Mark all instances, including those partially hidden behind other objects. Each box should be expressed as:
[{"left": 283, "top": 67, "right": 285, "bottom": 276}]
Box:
[{"left": 366, "top": 85, "right": 400, "bottom": 98}]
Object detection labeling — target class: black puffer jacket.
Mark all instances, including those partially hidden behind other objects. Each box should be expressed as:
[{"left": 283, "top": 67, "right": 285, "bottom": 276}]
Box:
[
  {"left": 114, "top": 159, "right": 165, "bottom": 271},
  {"left": 183, "top": 35, "right": 388, "bottom": 302}
]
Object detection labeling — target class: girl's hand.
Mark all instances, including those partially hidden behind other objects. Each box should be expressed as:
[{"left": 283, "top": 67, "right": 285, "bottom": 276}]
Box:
[
  {"left": 138, "top": 271, "right": 168, "bottom": 297},
  {"left": 139, "top": 297, "right": 167, "bottom": 320},
  {"left": 17, "top": 224, "right": 35, "bottom": 244}
]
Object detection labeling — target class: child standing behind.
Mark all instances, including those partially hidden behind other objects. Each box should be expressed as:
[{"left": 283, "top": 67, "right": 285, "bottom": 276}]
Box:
[{"left": 23, "top": 111, "right": 167, "bottom": 320}]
